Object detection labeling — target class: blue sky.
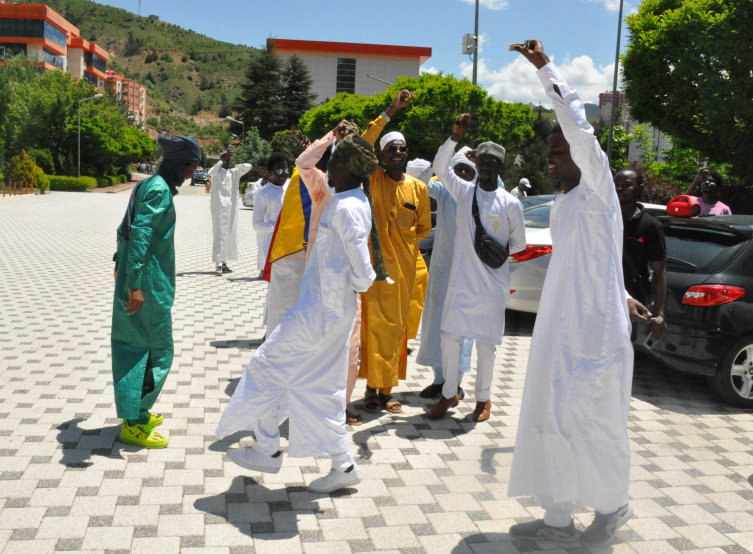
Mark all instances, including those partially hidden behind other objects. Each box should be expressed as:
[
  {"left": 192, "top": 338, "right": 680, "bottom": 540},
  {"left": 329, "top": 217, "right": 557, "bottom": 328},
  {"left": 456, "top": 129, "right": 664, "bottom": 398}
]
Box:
[{"left": 99, "top": 0, "right": 631, "bottom": 105}]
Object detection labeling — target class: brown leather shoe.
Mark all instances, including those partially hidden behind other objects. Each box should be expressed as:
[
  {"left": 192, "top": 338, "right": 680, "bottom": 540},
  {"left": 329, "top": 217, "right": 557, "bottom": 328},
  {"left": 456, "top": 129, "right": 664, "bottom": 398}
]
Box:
[
  {"left": 427, "top": 395, "right": 459, "bottom": 419},
  {"left": 472, "top": 400, "right": 492, "bottom": 422}
]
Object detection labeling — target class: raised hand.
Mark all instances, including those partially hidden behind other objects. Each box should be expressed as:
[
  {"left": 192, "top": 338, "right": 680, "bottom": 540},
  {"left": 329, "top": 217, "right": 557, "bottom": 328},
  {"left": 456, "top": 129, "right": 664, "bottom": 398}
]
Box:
[
  {"left": 385, "top": 90, "right": 415, "bottom": 117},
  {"left": 451, "top": 113, "right": 472, "bottom": 141},
  {"left": 509, "top": 40, "right": 551, "bottom": 70},
  {"left": 333, "top": 119, "right": 359, "bottom": 141}
]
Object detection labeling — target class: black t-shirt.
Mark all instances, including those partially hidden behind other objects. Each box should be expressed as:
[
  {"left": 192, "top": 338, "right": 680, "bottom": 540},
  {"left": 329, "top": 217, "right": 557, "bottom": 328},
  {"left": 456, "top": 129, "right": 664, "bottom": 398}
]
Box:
[{"left": 623, "top": 204, "right": 666, "bottom": 304}]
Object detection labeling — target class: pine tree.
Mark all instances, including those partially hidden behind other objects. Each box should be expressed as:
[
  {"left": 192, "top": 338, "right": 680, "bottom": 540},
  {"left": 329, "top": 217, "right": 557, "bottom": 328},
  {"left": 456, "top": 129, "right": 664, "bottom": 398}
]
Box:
[
  {"left": 234, "top": 44, "right": 284, "bottom": 140},
  {"left": 280, "top": 55, "right": 316, "bottom": 130}
]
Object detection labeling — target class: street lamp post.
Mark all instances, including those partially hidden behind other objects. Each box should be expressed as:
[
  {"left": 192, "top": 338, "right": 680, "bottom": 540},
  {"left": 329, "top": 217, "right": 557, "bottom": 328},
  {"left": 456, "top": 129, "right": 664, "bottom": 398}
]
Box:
[
  {"left": 226, "top": 116, "right": 245, "bottom": 142},
  {"left": 472, "top": 0, "right": 479, "bottom": 87},
  {"left": 78, "top": 93, "right": 104, "bottom": 178},
  {"left": 606, "top": 0, "right": 625, "bottom": 163}
]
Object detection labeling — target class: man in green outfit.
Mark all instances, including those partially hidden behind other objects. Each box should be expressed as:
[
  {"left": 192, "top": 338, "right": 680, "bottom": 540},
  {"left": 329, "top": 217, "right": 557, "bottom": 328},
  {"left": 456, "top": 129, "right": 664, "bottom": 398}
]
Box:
[{"left": 112, "top": 135, "right": 201, "bottom": 449}]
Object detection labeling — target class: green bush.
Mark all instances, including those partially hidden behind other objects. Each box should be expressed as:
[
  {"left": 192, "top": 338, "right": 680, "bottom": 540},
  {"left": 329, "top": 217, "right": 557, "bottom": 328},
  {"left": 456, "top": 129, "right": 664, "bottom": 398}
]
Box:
[
  {"left": 6, "top": 150, "right": 49, "bottom": 192},
  {"left": 27, "top": 148, "right": 55, "bottom": 175},
  {"left": 49, "top": 176, "right": 97, "bottom": 192}
]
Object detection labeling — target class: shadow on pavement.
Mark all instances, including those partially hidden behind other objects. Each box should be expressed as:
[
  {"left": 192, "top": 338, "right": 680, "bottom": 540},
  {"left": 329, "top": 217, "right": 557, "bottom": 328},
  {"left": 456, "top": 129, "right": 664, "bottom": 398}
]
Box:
[
  {"left": 211, "top": 339, "right": 264, "bottom": 350},
  {"left": 176, "top": 271, "right": 218, "bottom": 277},
  {"left": 480, "top": 446, "right": 514, "bottom": 475},
  {"left": 227, "top": 276, "right": 266, "bottom": 283},
  {"left": 56, "top": 418, "right": 127, "bottom": 468}
]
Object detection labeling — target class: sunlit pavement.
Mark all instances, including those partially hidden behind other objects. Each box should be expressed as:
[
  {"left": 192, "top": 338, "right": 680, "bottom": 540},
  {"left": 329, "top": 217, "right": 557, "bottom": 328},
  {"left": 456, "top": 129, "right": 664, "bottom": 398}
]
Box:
[{"left": 1, "top": 189, "right": 752, "bottom": 554}]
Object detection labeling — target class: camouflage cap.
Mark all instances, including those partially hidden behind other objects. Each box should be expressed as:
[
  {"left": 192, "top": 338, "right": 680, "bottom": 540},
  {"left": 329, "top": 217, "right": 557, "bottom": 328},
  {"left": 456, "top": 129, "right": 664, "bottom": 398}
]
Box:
[{"left": 334, "top": 135, "right": 378, "bottom": 179}]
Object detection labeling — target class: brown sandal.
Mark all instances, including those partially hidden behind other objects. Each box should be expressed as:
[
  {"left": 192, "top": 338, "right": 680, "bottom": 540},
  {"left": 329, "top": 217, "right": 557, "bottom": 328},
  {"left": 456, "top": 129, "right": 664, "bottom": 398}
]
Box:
[
  {"left": 346, "top": 408, "right": 363, "bottom": 426},
  {"left": 363, "top": 387, "right": 381, "bottom": 413},
  {"left": 379, "top": 392, "right": 402, "bottom": 413}
]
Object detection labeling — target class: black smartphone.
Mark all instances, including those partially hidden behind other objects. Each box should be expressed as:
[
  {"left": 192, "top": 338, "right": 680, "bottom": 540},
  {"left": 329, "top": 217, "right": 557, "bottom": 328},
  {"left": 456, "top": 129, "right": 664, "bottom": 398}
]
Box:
[{"left": 403, "top": 202, "right": 416, "bottom": 211}]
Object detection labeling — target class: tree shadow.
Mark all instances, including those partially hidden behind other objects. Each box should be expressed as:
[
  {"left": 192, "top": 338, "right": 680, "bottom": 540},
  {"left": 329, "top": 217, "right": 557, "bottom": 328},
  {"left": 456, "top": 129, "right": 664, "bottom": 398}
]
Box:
[
  {"left": 56, "top": 418, "right": 129, "bottom": 468},
  {"left": 211, "top": 339, "right": 264, "bottom": 350}
]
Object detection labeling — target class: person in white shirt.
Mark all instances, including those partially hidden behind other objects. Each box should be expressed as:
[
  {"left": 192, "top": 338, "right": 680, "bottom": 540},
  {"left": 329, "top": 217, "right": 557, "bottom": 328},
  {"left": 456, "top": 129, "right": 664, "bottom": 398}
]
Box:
[
  {"left": 252, "top": 153, "right": 290, "bottom": 274},
  {"left": 510, "top": 177, "right": 531, "bottom": 200},
  {"left": 506, "top": 40, "right": 635, "bottom": 546},
  {"left": 208, "top": 148, "right": 253, "bottom": 276},
  {"left": 216, "top": 135, "right": 378, "bottom": 494},
  {"left": 427, "top": 116, "right": 526, "bottom": 423}
]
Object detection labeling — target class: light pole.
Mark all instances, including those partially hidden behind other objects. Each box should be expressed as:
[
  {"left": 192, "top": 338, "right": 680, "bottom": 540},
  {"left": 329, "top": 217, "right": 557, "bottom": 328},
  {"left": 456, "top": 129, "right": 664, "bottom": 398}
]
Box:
[
  {"left": 606, "top": 0, "right": 625, "bottom": 163},
  {"left": 226, "top": 116, "right": 244, "bottom": 142},
  {"left": 78, "top": 93, "right": 103, "bottom": 178},
  {"left": 472, "top": 0, "right": 479, "bottom": 87}
]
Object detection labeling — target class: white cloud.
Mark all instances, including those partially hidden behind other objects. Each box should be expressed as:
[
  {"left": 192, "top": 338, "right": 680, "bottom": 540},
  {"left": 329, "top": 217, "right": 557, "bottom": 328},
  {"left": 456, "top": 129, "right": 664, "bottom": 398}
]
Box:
[
  {"left": 420, "top": 66, "right": 439, "bottom": 75},
  {"left": 586, "top": 0, "right": 624, "bottom": 12},
  {"left": 459, "top": 0, "right": 509, "bottom": 11},
  {"left": 460, "top": 54, "right": 620, "bottom": 107},
  {"left": 478, "top": 33, "right": 489, "bottom": 53}
]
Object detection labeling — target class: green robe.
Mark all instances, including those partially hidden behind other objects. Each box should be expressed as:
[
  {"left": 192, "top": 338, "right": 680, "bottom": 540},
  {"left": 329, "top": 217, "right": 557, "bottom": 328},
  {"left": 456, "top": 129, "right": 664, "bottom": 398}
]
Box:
[{"left": 112, "top": 175, "right": 176, "bottom": 422}]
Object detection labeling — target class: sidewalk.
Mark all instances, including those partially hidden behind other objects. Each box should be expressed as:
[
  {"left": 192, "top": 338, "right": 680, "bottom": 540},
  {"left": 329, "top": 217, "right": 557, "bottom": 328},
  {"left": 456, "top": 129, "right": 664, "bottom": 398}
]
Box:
[{"left": 91, "top": 172, "right": 151, "bottom": 194}]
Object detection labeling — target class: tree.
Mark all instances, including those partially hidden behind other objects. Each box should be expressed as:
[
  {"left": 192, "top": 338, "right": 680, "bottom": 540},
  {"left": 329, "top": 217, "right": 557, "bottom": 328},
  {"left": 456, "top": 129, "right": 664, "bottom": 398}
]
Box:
[
  {"left": 232, "top": 126, "right": 272, "bottom": 169},
  {"left": 280, "top": 55, "right": 316, "bottom": 130},
  {"left": 234, "top": 43, "right": 284, "bottom": 140},
  {"left": 623, "top": 0, "right": 753, "bottom": 181},
  {"left": 270, "top": 130, "right": 309, "bottom": 162},
  {"left": 124, "top": 32, "right": 144, "bottom": 56},
  {"left": 299, "top": 72, "right": 534, "bottom": 162},
  {"left": 600, "top": 126, "right": 633, "bottom": 173}
]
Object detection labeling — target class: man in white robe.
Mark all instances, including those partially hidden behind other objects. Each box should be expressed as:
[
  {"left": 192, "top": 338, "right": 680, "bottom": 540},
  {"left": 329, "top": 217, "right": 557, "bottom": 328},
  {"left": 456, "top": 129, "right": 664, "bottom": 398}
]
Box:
[
  {"left": 506, "top": 40, "right": 634, "bottom": 546},
  {"left": 216, "top": 135, "right": 378, "bottom": 494},
  {"left": 208, "top": 149, "right": 253, "bottom": 276},
  {"left": 409, "top": 157, "right": 475, "bottom": 400},
  {"left": 427, "top": 121, "right": 526, "bottom": 422},
  {"left": 252, "top": 153, "right": 290, "bottom": 274}
]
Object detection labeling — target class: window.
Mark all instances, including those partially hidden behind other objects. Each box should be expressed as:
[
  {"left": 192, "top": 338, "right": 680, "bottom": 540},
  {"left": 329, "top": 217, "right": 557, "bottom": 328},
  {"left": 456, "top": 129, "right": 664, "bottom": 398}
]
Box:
[
  {"left": 43, "top": 21, "right": 66, "bottom": 49},
  {"left": 336, "top": 57, "right": 356, "bottom": 94},
  {"left": 0, "top": 43, "right": 27, "bottom": 58},
  {"left": 42, "top": 48, "right": 64, "bottom": 69},
  {"left": 0, "top": 20, "right": 66, "bottom": 49},
  {"left": 665, "top": 226, "right": 748, "bottom": 275},
  {"left": 84, "top": 52, "right": 106, "bottom": 73}
]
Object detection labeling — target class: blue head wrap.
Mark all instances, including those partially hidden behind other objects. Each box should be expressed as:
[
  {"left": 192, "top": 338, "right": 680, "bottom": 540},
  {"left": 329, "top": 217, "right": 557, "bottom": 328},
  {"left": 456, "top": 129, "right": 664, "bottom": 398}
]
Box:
[{"left": 158, "top": 135, "right": 202, "bottom": 163}]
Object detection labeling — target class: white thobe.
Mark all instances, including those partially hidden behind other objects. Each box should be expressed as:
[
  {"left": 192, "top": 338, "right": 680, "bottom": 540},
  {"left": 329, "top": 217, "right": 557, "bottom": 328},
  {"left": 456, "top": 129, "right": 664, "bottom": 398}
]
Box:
[
  {"left": 208, "top": 162, "right": 252, "bottom": 263},
  {"left": 507, "top": 63, "right": 633, "bottom": 512},
  {"left": 265, "top": 250, "right": 307, "bottom": 335},
  {"left": 216, "top": 188, "right": 376, "bottom": 457},
  {"left": 252, "top": 180, "right": 289, "bottom": 271},
  {"left": 250, "top": 178, "right": 267, "bottom": 202},
  {"left": 510, "top": 187, "right": 527, "bottom": 200},
  {"left": 433, "top": 140, "right": 526, "bottom": 345}
]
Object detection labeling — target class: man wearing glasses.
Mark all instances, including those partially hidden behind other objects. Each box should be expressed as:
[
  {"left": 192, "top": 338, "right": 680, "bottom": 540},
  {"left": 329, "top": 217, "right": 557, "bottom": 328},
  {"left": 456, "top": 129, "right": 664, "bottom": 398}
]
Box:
[{"left": 357, "top": 91, "right": 432, "bottom": 414}]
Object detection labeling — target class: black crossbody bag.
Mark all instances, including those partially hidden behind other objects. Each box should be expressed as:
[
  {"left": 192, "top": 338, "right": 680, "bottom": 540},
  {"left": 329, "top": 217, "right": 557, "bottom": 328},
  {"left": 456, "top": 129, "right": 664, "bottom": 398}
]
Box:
[{"left": 472, "top": 185, "right": 509, "bottom": 269}]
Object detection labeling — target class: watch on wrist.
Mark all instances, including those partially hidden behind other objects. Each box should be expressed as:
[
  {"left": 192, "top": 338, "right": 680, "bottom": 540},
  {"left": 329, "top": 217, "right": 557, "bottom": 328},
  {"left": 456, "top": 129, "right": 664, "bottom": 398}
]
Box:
[{"left": 654, "top": 315, "right": 665, "bottom": 325}]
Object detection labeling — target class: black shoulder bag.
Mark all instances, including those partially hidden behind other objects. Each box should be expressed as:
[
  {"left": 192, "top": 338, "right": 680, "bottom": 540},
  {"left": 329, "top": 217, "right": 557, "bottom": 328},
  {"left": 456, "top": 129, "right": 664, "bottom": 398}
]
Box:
[{"left": 472, "top": 185, "right": 509, "bottom": 269}]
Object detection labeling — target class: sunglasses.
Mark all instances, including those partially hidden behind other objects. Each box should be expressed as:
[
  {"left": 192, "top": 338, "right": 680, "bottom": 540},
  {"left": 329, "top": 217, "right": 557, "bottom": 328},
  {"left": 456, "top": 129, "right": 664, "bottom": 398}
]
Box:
[
  {"left": 384, "top": 145, "right": 408, "bottom": 154},
  {"left": 274, "top": 168, "right": 289, "bottom": 176}
]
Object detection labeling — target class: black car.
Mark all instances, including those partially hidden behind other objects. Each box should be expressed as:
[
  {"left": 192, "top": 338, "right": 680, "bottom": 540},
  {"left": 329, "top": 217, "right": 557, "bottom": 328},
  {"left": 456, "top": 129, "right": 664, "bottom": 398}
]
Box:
[
  {"left": 191, "top": 168, "right": 210, "bottom": 186},
  {"left": 635, "top": 215, "right": 753, "bottom": 408}
]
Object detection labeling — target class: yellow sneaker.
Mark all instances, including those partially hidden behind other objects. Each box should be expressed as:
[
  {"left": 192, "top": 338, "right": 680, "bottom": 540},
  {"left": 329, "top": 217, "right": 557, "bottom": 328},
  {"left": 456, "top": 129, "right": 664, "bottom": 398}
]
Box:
[
  {"left": 120, "top": 421, "right": 168, "bottom": 449},
  {"left": 148, "top": 412, "right": 164, "bottom": 427}
]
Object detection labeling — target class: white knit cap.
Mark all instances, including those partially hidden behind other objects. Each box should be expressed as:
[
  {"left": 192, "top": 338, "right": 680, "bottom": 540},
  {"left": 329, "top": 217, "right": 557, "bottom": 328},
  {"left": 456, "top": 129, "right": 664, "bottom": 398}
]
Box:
[
  {"left": 380, "top": 131, "right": 406, "bottom": 150},
  {"left": 406, "top": 158, "right": 431, "bottom": 178}
]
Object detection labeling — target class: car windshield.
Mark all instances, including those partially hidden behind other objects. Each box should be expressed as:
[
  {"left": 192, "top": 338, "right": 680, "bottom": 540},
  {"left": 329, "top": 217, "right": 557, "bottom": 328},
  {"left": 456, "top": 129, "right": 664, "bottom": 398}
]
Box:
[
  {"left": 665, "top": 225, "right": 749, "bottom": 274},
  {"left": 521, "top": 195, "right": 554, "bottom": 209},
  {"left": 524, "top": 203, "right": 552, "bottom": 228}
]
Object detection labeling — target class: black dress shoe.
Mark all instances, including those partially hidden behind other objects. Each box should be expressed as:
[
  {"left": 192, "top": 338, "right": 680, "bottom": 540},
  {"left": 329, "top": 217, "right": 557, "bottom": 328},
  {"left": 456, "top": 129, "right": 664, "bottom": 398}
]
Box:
[
  {"left": 222, "top": 264, "right": 233, "bottom": 274},
  {"left": 419, "top": 383, "right": 444, "bottom": 398}
]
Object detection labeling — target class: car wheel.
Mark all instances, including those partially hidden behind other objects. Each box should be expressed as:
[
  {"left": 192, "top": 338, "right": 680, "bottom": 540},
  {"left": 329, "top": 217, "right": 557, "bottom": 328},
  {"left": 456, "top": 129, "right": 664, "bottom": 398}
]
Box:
[{"left": 708, "top": 335, "right": 753, "bottom": 409}]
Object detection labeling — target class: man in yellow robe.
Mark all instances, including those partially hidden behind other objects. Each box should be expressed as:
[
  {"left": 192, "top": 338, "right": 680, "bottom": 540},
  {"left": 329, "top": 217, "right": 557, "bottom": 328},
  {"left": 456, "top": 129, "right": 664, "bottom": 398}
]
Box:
[{"left": 358, "top": 91, "right": 432, "bottom": 413}]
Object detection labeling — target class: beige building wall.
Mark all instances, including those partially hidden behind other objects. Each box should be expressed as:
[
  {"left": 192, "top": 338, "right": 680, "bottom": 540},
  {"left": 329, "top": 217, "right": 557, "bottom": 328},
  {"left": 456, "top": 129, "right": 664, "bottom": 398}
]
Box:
[
  {"left": 67, "top": 49, "right": 85, "bottom": 79},
  {"left": 277, "top": 51, "right": 422, "bottom": 104}
]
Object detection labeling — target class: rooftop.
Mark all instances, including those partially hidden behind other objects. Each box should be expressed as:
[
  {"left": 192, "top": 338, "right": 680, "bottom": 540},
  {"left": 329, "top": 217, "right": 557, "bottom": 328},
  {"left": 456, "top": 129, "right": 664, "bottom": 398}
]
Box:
[{"left": 268, "top": 39, "right": 432, "bottom": 65}]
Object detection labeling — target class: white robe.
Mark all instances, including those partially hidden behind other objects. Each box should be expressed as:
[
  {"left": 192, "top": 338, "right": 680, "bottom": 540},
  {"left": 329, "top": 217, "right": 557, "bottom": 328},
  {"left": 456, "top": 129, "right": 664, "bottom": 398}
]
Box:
[
  {"left": 208, "top": 162, "right": 253, "bottom": 263},
  {"left": 507, "top": 63, "right": 633, "bottom": 510},
  {"left": 216, "top": 188, "right": 376, "bottom": 457},
  {"left": 433, "top": 141, "right": 526, "bottom": 345},
  {"left": 265, "top": 250, "right": 307, "bottom": 335},
  {"left": 252, "top": 180, "right": 289, "bottom": 271}
]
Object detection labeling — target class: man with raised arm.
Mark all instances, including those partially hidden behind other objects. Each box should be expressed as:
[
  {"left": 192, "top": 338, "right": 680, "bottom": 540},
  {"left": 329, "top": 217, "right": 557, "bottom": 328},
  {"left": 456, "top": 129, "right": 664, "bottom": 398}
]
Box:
[
  {"left": 217, "top": 135, "right": 378, "bottom": 494},
  {"left": 506, "top": 40, "right": 634, "bottom": 546},
  {"left": 427, "top": 116, "right": 526, "bottom": 422}
]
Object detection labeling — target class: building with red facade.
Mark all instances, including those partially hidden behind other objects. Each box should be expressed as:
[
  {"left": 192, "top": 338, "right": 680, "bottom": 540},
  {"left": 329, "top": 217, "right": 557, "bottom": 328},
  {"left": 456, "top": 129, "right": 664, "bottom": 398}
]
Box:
[
  {"left": 104, "top": 70, "right": 147, "bottom": 126},
  {"left": 0, "top": 3, "right": 109, "bottom": 88}
]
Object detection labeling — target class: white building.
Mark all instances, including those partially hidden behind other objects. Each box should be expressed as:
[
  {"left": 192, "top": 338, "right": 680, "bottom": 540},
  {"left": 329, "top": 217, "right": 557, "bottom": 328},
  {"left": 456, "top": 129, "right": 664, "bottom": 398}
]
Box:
[{"left": 269, "top": 39, "right": 432, "bottom": 105}]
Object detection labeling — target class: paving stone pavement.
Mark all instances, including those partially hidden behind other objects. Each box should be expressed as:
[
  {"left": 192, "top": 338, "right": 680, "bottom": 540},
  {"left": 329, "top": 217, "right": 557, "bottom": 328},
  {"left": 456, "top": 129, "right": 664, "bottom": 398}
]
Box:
[{"left": 1, "top": 188, "right": 753, "bottom": 554}]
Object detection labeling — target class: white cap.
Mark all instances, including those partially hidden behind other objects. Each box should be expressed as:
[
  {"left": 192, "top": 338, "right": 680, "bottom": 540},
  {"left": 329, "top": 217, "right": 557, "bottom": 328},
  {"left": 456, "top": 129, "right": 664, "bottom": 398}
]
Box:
[
  {"left": 380, "top": 131, "right": 406, "bottom": 150},
  {"left": 519, "top": 178, "right": 531, "bottom": 188},
  {"left": 406, "top": 159, "right": 431, "bottom": 178}
]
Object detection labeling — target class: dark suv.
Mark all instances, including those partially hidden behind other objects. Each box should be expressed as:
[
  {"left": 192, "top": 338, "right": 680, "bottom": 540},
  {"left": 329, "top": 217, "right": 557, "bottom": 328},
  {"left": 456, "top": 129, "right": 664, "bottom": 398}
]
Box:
[{"left": 635, "top": 215, "right": 753, "bottom": 408}]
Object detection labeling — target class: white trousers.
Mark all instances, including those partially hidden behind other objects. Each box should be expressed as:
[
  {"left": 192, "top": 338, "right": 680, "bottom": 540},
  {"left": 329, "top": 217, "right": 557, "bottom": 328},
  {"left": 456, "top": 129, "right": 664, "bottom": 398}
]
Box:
[
  {"left": 537, "top": 495, "right": 626, "bottom": 527},
  {"left": 441, "top": 331, "right": 496, "bottom": 402},
  {"left": 252, "top": 402, "right": 354, "bottom": 472}
]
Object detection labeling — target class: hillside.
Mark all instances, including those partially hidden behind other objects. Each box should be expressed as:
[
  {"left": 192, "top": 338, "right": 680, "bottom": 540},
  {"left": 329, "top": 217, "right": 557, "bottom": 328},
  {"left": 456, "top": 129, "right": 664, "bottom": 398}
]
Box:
[{"left": 18, "top": 0, "right": 258, "bottom": 121}]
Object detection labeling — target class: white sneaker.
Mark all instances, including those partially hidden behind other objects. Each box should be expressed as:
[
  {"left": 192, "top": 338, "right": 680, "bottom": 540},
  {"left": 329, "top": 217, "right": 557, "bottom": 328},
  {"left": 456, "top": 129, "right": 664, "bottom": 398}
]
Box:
[
  {"left": 308, "top": 463, "right": 362, "bottom": 493},
  {"left": 226, "top": 447, "right": 282, "bottom": 474}
]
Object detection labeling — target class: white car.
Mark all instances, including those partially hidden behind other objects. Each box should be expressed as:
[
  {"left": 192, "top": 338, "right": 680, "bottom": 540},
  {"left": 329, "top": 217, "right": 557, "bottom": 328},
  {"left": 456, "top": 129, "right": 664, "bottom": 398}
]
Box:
[{"left": 508, "top": 201, "right": 667, "bottom": 313}]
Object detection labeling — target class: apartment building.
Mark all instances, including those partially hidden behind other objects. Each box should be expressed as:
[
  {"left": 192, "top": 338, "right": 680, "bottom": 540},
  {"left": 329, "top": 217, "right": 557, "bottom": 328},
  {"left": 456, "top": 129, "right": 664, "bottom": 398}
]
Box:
[{"left": 105, "top": 70, "right": 147, "bottom": 125}]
